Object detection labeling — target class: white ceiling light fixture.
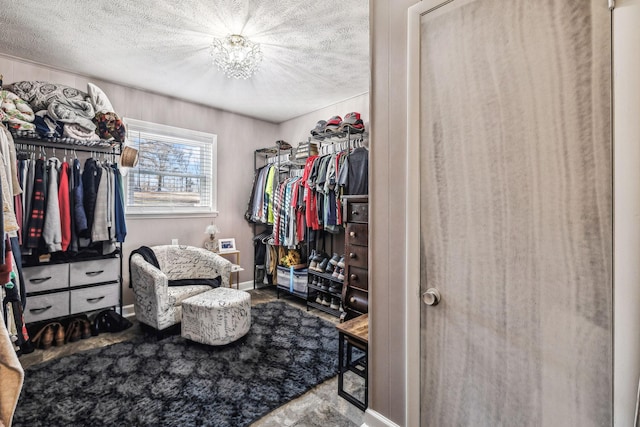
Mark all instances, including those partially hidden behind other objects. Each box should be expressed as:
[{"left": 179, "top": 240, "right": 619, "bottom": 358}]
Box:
[{"left": 210, "top": 34, "right": 263, "bottom": 80}]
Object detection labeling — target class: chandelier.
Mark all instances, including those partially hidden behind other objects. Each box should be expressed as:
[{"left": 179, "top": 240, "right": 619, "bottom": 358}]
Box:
[{"left": 210, "top": 34, "right": 263, "bottom": 79}]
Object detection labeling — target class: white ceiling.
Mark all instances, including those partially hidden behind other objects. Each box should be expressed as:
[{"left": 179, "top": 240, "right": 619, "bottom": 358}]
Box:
[{"left": 0, "top": 0, "right": 370, "bottom": 123}]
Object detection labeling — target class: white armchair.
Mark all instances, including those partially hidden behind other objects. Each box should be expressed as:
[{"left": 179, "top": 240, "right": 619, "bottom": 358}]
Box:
[{"left": 130, "top": 245, "right": 232, "bottom": 331}]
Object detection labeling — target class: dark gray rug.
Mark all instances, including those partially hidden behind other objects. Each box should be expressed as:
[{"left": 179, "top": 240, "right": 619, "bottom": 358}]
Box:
[{"left": 14, "top": 301, "right": 339, "bottom": 427}]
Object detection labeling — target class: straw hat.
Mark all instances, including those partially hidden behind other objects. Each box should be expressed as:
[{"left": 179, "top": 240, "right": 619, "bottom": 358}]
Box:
[{"left": 120, "top": 146, "right": 139, "bottom": 168}]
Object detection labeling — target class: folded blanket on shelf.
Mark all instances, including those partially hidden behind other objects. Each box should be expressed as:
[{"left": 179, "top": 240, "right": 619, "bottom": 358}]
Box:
[
  {"left": 33, "top": 110, "right": 64, "bottom": 138},
  {"left": 0, "top": 90, "right": 35, "bottom": 131},
  {"left": 6, "top": 81, "right": 88, "bottom": 112},
  {"left": 63, "top": 123, "right": 99, "bottom": 141},
  {"left": 47, "top": 97, "right": 96, "bottom": 131}
]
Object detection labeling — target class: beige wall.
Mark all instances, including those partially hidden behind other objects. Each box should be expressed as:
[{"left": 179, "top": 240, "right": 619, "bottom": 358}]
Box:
[
  {"left": 278, "top": 93, "right": 370, "bottom": 146},
  {"left": 0, "top": 54, "right": 280, "bottom": 305}
]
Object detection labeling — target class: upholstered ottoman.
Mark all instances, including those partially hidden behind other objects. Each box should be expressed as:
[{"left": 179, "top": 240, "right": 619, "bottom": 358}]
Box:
[{"left": 181, "top": 288, "right": 251, "bottom": 345}]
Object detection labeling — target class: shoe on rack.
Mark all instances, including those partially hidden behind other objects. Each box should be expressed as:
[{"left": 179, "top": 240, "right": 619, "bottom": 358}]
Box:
[
  {"left": 325, "top": 256, "right": 338, "bottom": 274},
  {"left": 337, "top": 268, "right": 345, "bottom": 281},
  {"left": 316, "top": 293, "right": 324, "bottom": 304},
  {"left": 311, "top": 252, "right": 327, "bottom": 272},
  {"left": 311, "top": 276, "right": 319, "bottom": 287},
  {"left": 320, "top": 279, "right": 330, "bottom": 291},
  {"left": 337, "top": 255, "right": 345, "bottom": 269},
  {"left": 329, "top": 283, "right": 342, "bottom": 294},
  {"left": 316, "top": 257, "right": 329, "bottom": 273},
  {"left": 322, "top": 294, "right": 331, "bottom": 307},
  {"left": 328, "top": 253, "right": 340, "bottom": 267},
  {"left": 330, "top": 298, "right": 340, "bottom": 310},
  {"left": 332, "top": 266, "right": 341, "bottom": 278},
  {"left": 308, "top": 249, "right": 317, "bottom": 269}
]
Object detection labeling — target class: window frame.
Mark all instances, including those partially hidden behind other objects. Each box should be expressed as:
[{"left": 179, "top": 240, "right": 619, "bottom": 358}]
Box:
[{"left": 123, "top": 118, "right": 218, "bottom": 217}]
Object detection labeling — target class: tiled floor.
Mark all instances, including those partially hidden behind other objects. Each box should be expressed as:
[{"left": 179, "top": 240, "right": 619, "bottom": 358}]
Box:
[{"left": 18, "top": 287, "right": 365, "bottom": 427}]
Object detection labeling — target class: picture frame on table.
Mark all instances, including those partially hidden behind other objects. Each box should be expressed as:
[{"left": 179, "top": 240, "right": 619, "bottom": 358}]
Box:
[{"left": 217, "top": 238, "right": 236, "bottom": 253}]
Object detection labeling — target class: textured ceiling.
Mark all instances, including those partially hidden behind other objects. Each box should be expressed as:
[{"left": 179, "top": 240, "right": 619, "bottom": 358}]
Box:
[{"left": 0, "top": 0, "right": 370, "bottom": 123}]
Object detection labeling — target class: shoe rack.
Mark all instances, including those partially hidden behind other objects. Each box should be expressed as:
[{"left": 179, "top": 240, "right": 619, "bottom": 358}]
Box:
[{"left": 302, "top": 129, "right": 367, "bottom": 318}]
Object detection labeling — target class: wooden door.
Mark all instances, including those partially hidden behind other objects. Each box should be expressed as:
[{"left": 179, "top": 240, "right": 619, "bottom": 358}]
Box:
[{"left": 415, "top": 0, "right": 612, "bottom": 425}]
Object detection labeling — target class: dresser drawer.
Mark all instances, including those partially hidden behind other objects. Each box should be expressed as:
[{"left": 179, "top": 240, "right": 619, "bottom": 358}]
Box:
[
  {"left": 24, "top": 291, "right": 70, "bottom": 323},
  {"left": 346, "top": 245, "right": 368, "bottom": 269},
  {"left": 70, "top": 283, "right": 119, "bottom": 314},
  {"left": 70, "top": 258, "right": 119, "bottom": 286},
  {"left": 347, "top": 266, "right": 368, "bottom": 291},
  {"left": 346, "top": 223, "right": 368, "bottom": 246},
  {"left": 342, "top": 287, "right": 368, "bottom": 314},
  {"left": 346, "top": 202, "right": 368, "bottom": 224},
  {"left": 24, "top": 263, "right": 69, "bottom": 292}
]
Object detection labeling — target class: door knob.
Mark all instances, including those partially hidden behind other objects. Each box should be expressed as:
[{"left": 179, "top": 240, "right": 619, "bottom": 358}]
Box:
[{"left": 422, "top": 288, "right": 441, "bottom": 306}]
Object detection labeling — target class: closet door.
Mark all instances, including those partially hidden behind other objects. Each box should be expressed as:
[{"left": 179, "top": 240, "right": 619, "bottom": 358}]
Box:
[{"left": 411, "top": 0, "right": 612, "bottom": 425}]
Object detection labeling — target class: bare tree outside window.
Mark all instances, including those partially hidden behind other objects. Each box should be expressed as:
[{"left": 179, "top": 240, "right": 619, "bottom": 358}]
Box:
[{"left": 124, "top": 119, "right": 217, "bottom": 215}]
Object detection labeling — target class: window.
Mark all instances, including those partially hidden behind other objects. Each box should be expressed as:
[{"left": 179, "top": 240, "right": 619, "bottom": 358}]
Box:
[{"left": 124, "top": 118, "right": 217, "bottom": 215}]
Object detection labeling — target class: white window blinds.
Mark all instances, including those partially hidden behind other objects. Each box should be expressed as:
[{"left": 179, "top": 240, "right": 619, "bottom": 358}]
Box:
[{"left": 124, "top": 118, "right": 217, "bottom": 215}]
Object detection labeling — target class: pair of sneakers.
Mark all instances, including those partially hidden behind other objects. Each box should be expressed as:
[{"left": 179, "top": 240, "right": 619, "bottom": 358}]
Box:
[
  {"left": 327, "top": 253, "right": 345, "bottom": 278},
  {"left": 309, "top": 250, "right": 329, "bottom": 272},
  {"left": 328, "top": 281, "right": 342, "bottom": 294},
  {"left": 315, "top": 292, "right": 341, "bottom": 310}
]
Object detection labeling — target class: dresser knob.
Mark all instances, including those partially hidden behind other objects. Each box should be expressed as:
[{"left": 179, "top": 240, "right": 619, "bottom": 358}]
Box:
[
  {"left": 349, "top": 231, "right": 356, "bottom": 237},
  {"left": 349, "top": 253, "right": 356, "bottom": 259},
  {"left": 350, "top": 274, "right": 358, "bottom": 281},
  {"left": 351, "top": 210, "right": 359, "bottom": 216},
  {"left": 349, "top": 297, "right": 356, "bottom": 304}
]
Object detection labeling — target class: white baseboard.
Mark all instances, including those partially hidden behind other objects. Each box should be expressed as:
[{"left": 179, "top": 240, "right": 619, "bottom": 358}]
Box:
[
  {"left": 362, "top": 409, "right": 401, "bottom": 427},
  {"left": 121, "top": 304, "right": 136, "bottom": 319},
  {"left": 237, "top": 281, "right": 255, "bottom": 291}
]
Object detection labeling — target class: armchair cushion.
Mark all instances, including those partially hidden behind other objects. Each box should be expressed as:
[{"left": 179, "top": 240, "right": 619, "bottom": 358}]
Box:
[{"left": 130, "top": 245, "right": 233, "bottom": 331}]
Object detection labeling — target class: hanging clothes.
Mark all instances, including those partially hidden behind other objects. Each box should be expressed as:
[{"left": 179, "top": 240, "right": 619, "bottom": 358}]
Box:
[
  {"left": 81, "top": 158, "right": 100, "bottom": 237},
  {"left": 42, "top": 157, "right": 62, "bottom": 252},
  {"left": 25, "top": 158, "right": 45, "bottom": 249},
  {"left": 58, "top": 162, "right": 71, "bottom": 251},
  {"left": 113, "top": 164, "right": 127, "bottom": 243}
]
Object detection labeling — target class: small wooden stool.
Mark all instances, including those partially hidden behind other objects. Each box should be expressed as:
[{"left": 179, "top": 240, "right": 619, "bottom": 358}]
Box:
[{"left": 336, "top": 313, "right": 368, "bottom": 410}]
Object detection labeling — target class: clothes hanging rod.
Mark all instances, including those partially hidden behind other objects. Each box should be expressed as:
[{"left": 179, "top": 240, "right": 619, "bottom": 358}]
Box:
[{"left": 14, "top": 138, "right": 120, "bottom": 154}]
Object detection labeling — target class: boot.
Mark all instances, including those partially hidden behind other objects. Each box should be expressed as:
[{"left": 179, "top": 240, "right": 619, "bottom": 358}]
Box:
[
  {"left": 65, "top": 320, "right": 81, "bottom": 343},
  {"left": 80, "top": 319, "right": 92, "bottom": 339},
  {"left": 31, "top": 324, "right": 54, "bottom": 350},
  {"left": 53, "top": 322, "right": 65, "bottom": 346}
]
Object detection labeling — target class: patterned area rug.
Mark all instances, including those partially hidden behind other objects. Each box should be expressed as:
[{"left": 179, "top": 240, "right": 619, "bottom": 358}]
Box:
[{"left": 14, "top": 301, "right": 339, "bottom": 427}]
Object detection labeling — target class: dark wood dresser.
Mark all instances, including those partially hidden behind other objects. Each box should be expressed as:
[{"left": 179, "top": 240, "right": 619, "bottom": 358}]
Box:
[{"left": 341, "top": 195, "right": 368, "bottom": 320}]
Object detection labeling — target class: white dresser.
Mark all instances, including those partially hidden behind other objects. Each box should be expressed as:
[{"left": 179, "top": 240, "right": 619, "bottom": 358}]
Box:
[{"left": 23, "top": 257, "right": 120, "bottom": 324}]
